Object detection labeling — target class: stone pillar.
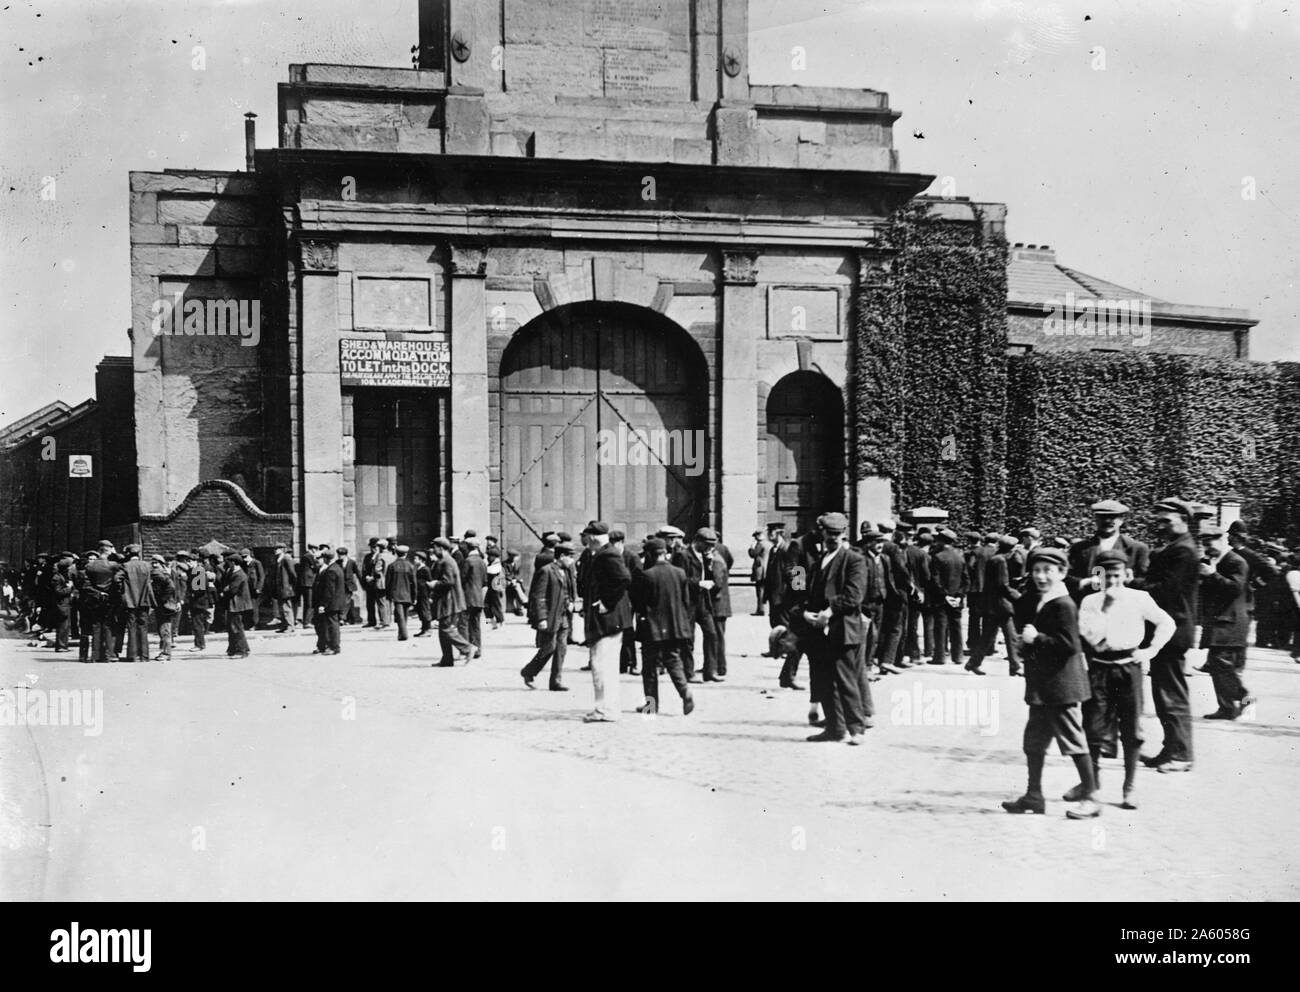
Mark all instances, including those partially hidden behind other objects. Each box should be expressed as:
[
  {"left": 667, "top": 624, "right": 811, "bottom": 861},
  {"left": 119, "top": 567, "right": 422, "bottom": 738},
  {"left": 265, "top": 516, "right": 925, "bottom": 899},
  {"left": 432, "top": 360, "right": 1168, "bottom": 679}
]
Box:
[
  {"left": 718, "top": 0, "right": 750, "bottom": 101},
  {"left": 449, "top": 244, "right": 490, "bottom": 536},
  {"left": 720, "top": 250, "right": 760, "bottom": 562},
  {"left": 853, "top": 247, "right": 902, "bottom": 531},
  {"left": 299, "top": 240, "right": 344, "bottom": 545}
]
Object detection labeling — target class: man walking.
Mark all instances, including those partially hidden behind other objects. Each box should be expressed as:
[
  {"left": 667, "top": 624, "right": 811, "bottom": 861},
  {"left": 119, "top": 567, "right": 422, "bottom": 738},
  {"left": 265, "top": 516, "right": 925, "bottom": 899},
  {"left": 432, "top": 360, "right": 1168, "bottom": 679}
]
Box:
[
  {"left": 521, "top": 542, "right": 577, "bottom": 691},
  {"left": 312, "top": 547, "right": 348, "bottom": 655},
  {"left": 677, "top": 527, "right": 730, "bottom": 683},
  {"left": 431, "top": 537, "right": 473, "bottom": 666},
  {"left": 385, "top": 544, "right": 419, "bottom": 642},
  {"left": 1198, "top": 524, "right": 1253, "bottom": 720},
  {"left": 630, "top": 538, "right": 695, "bottom": 715},
  {"left": 459, "top": 539, "right": 487, "bottom": 657},
  {"left": 581, "top": 522, "right": 633, "bottom": 722},
  {"left": 1130, "top": 498, "right": 1200, "bottom": 773}
]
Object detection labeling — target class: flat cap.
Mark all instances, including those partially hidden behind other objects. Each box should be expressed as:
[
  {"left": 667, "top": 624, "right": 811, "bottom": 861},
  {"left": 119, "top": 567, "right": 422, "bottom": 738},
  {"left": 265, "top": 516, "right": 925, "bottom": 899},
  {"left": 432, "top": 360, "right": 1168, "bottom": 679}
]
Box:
[
  {"left": 222, "top": 550, "right": 240, "bottom": 560},
  {"left": 432, "top": 536, "right": 453, "bottom": 550},
  {"left": 175, "top": 550, "right": 191, "bottom": 559},
  {"left": 766, "top": 520, "right": 787, "bottom": 532},
  {"left": 336, "top": 547, "right": 348, "bottom": 556},
  {"left": 124, "top": 543, "right": 142, "bottom": 555},
  {"left": 656, "top": 525, "right": 685, "bottom": 539},
  {"left": 240, "top": 548, "right": 252, "bottom": 556},
  {"left": 643, "top": 537, "right": 667, "bottom": 553},
  {"left": 582, "top": 521, "right": 611, "bottom": 535},
  {"left": 1027, "top": 547, "right": 1068, "bottom": 569},
  {"left": 817, "top": 512, "right": 850, "bottom": 533},
  {"left": 934, "top": 527, "right": 958, "bottom": 543},
  {"left": 1228, "top": 520, "right": 1248, "bottom": 535},
  {"left": 396, "top": 544, "right": 410, "bottom": 553},
  {"left": 1094, "top": 548, "right": 1130, "bottom": 569},
  {"left": 997, "top": 534, "right": 1019, "bottom": 551},
  {"left": 1049, "top": 536, "right": 1073, "bottom": 549},
  {"left": 1197, "top": 523, "right": 1224, "bottom": 539},
  {"left": 1018, "top": 526, "right": 1041, "bottom": 539},
  {"left": 609, "top": 529, "right": 625, "bottom": 543},
  {"left": 555, "top": 542, "right": 577, "bottom": 555},
  {"left": 861, "top": 529, "right": 886, "bottom": 543},
  {"left": 1090, "top": 499, "right": 1130, "bottom": 515},
  {"left": 694, "top": 527, "right": 719, "bottom": 543},
  {"left": 962, "top": 530, "right": 983, "bottom": 542},
  {"left": 556, "top": 531, "right": 573, "bottom": 542},
  {"left": 319, "top": 547, "right": 336, "bottom": 558},
  {"left": 376, "top": 538, "right": 388, "bottom": 548},
  {"left": 894, "top": 521, "right": 915, "bottom": 532},
  {"left": 150, "top": 554, "right": 166, "bottom": 563},
  {"left": 1153, "top": 497, "right": 1194, "bottom": 519}
]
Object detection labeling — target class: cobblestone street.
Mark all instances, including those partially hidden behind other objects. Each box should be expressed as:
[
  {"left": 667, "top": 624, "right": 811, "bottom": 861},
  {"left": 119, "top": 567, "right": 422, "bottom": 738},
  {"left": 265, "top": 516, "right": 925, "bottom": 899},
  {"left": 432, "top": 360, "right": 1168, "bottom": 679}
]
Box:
[{"left": 3, "top": 605, "right": 1297, "bottom": 901}]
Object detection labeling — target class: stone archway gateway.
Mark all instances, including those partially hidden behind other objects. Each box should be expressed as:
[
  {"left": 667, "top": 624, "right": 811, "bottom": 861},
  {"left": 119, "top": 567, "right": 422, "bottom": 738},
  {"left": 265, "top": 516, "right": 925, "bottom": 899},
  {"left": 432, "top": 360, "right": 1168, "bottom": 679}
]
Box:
[
  {"left": 499, "top": 302, "right": 707, "bottom": 557},
  {"left": 765, "top": 370, "right": 845, "bottom": 535}
]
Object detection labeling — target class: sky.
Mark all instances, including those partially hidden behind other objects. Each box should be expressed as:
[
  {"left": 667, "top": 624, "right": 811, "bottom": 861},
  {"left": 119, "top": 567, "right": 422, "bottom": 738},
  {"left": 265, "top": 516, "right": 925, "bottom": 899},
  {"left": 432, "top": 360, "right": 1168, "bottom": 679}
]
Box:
[{"left": 1, "top": 0, "right": 1297, "bottom": 425}]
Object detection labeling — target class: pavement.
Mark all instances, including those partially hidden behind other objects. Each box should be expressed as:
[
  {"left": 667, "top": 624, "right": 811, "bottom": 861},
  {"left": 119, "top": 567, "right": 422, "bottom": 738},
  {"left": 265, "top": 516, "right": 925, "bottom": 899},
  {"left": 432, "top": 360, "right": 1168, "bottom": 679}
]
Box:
[{"left": 2, "top": 603, "right": 1298, "bottom": 901}]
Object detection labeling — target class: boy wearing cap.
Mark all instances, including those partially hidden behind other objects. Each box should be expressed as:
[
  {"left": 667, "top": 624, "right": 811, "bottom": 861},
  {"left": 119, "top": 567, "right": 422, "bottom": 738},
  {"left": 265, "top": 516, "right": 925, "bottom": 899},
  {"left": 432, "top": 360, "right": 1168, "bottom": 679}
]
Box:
[
  {"left": 1003, "top": 547, "right": 1099, "bottom": 818},
  {"left": 1077, "top": 549, "right": 1175, "bottom": 809},
  {"left": 1197, "top": 525, "right": 1253, "bottom": 720},
  {"left": 1128, "top": 499, "right": 1201, "bottom": 773}
]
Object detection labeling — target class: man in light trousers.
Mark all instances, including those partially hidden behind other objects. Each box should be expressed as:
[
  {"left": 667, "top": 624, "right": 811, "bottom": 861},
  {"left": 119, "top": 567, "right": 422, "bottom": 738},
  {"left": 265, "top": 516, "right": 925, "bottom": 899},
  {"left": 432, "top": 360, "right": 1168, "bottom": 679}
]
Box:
[{"left": 580, "top": 521, "right": 634, "bottom": 723}]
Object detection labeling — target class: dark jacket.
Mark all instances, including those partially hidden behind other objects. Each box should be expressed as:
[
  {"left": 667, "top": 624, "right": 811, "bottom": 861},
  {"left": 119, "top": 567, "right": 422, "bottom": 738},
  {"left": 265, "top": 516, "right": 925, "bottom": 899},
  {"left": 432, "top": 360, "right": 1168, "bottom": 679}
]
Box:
[
  {"left": 632, "top": 559, "right": 694, "bottom": 643},
  {"left": 928, "top": 546, "right": 968, "bottom": 599},
  {"left": 244, "top": 557, "right": 266, "bottom": 598},
  {"left": 314, "top": 560, "right": 351, "bottom": 613},
  {"left": 803, "top": 544, "right": 868, "bottom": 648},
  {"left": 220, "top": 564, "right": 253, "bottom": 612},
  {"left": 296, "top": 553, "right": 319, "bottom": 592},
  {"left": 986, "top": 551, "right": 1021, "bottom": 620},
  {"left": 430, "top": 551, "right": 466, "bottom": 620},
  {"left": 1199, "top": 549, "right": 1249, "bottom": 648},
  {"left": 903, "top": 544, "right": 931, "bottom": 602},
  {"left": 460, "top": 551, "right": 487, "bottom": 608},
  {"left": 341, "top": 557, "right": 361, "bottom": 595},
  {"left": 880, "top": 540, "right": 912, "bottom": 601},
  {"left": 274, "top": 556, "right": 297, "bottom": 599},
  {"left": 150, "top": 568, "right": 180, "bottom": 615},
  {"left": 187, "top": 563, "right": 213, "bottom": 609},
  {"left": 527, "top": 560, "right": 574, "bottom": 632},
  {"left": 965, "top": 545, "right": 994, "bottom": 604},
  {"left": 1022, "top": 594, "right": 1089, "bottom": 706},
  {"left": 674, "top": 546, "right": 731, "bottom": 619},
  {"left": 82, "top": 558, "right": 122, "bottom": 608},
  {"left": 1130, "top": 532, "right": 1200, "bottom": 652},
  {"left": 120, "top": 559, "right": 156, "bottom": 610},
  {"left": 1067, "top": 533, "right": 1151, "bottom": 598},
  {"left": 858, "top": 546, "right": 887, "bottom": 618},
  {"left": 385, "top": 557, "right": 419, "bottom": 605},
  {"left": 583, "top": 543, "right": 633, "bottom": 643}
]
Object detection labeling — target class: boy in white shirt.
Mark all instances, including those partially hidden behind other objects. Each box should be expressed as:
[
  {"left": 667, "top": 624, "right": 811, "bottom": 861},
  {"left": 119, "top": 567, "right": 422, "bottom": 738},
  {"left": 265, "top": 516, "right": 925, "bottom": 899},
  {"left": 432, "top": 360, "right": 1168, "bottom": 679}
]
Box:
[{"left": 1076, "top": 549, "right": 1176, "bottom": 810}]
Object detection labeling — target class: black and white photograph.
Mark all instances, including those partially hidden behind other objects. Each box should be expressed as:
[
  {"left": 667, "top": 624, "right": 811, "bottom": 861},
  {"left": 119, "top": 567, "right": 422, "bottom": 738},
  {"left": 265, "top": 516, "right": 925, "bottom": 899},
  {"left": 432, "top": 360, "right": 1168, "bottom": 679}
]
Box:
[{"left": 1, "top": 0, "right": 1296, "bottom": 933}]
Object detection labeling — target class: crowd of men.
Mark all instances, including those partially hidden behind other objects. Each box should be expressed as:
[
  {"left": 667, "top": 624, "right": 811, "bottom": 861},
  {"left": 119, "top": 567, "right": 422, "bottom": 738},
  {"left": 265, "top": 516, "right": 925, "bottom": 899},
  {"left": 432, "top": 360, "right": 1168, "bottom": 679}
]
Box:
[
  {"left": 2, "top": 534, "right": 526, "bottom": 665},
  {"left": 6, "top": 496, "right": 1300, "bottom": 809}
]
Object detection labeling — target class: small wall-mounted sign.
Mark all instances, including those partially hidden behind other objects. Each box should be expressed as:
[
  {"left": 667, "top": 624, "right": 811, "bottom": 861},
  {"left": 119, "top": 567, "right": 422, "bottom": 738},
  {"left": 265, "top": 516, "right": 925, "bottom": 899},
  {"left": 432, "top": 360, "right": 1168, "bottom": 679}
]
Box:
[{"left": 68, "top": 455, "right": 93, "bottom": 478}]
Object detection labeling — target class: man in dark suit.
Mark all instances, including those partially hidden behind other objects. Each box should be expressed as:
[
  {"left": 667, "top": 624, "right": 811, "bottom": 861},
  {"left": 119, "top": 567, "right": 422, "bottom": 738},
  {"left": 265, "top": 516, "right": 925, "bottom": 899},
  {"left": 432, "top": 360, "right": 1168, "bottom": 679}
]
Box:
[
  {"left": 802, "top": 513, "right": 870, "bottom": 743},
  {"left": 963, "top": 532, "right": 993, "bottom": 657},
  {"left": 385, "top": 544, "right": 419, "bottom": 642},
  {"left": 521, "top": 542, "right": 577, "bottom": 691},
  {"left": 611, "top": 530, "right": 643, "bottom": 675},
  {"left": 361, "top": 537, "right": 381, "bottom": 627},
  {"left": 219, "top": 551, "right": 252, "bottom": 657},
  {"left": 338, "top": 547, "right": 362, "bottom": 625},
  {"left": 631, "top": 538, "right": 695, "bottom": 715},
  {"left": 296, "top": 546, "right": 320, "bottom": 629},
  {"left": 675, "top": 527, "right": 730, "bottom": 683},
  {"left": 459, "top": 541, "right": 488, "bottom": 657},
  {"left": 1197, "top": 524, "right": 1253, "bottom": 720},
  {"left": 81, "top": 550, "right": 122, "bottom": 663},
  {"left": 119, "top": 544, "right": 156, "bottom": 663},
  {"left": 580, "top": 521, "right": 633, "bottom": 723},
  {"left": 532, "top": 532, "right": 559, "bottom": 572},
  {"left": 240, "top": 548, "right": 265, "bottom": 631},
  {"left": 1129, "top": 498, "right": 1200, "bottom": 772},
  {"left": 413, "top": 551, "right": 435, "bottom": 636},
  {"left": 875, "top": 522, "right": 912, "bottom": 671},
  {"left": 1068, "top": 499, "right": 1151, "bottom": 600},
  {"left": 272, "top": 543, "right": 297, "bottom": 632},
  {"left": 856, "top": 526, "right": 888, "bottom": 702},
  {"left": 312, "top": 547, "right": 349, "bottom": 655},
  {"left": 928, "top": 528, "right": 968, "bottom": 666},
  {"left": 903, "top": 527, "right": 933, "bottom": 664},
  {"left": 430, "top": 537, "right": 473, "bottom": 666},
  {"left": 969, "top": 535, "right": 1022, "bottom": 676}
]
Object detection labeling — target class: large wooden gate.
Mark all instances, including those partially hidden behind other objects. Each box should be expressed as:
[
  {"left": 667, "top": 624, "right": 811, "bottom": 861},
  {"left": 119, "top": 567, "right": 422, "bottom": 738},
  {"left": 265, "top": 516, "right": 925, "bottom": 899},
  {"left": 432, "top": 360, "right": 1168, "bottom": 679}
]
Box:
[
  {"left": 765, "top": 371, "right": 844, "bottom": 535},
  {"left": 500, "top": 304, "right": 706, "bottom": 561},
  {"left": 353, "top": 389, "right": 442, "bottom": 546}
]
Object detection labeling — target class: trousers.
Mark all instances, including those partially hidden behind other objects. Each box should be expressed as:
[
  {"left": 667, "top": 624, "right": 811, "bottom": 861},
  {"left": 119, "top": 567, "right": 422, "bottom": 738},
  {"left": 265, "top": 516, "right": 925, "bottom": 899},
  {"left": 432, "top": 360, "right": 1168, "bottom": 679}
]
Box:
[
  {"left": 1149, "top": 643, "right": 1193, "bottom": 761},
  {"left": 589, "top": 631, "right": 624, "bottom": 720}
]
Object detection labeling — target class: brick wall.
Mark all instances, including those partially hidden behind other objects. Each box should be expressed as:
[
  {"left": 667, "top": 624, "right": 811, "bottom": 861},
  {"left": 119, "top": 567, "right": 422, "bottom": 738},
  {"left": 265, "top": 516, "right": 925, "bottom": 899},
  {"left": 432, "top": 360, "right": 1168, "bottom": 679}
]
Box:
[{"left": 139, "top": 480, "right": 293, "bottom": 557}]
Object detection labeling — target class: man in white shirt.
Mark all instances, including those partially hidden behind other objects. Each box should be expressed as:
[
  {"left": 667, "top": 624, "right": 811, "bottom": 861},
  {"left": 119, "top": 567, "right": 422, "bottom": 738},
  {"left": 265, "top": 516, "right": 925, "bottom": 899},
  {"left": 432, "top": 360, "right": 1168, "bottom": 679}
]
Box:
[{"left": 1076, "top": 549, "right": 1175, "bottom": 810}]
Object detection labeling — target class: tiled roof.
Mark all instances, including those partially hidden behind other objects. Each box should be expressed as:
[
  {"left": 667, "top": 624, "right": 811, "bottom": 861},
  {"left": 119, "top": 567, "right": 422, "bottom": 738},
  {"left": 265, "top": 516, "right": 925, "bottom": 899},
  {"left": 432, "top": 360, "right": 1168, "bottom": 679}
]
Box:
[{"left": 1007, "top": 247, "right": 1162, "bottom": 306}]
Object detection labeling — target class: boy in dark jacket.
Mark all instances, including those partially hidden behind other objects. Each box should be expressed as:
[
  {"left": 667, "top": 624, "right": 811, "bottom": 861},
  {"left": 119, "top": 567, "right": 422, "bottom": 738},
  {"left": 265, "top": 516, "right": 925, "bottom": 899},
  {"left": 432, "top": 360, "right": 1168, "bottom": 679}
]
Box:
[{"left": 1003, "top": 547, "right": 1099, "bottom": 819}]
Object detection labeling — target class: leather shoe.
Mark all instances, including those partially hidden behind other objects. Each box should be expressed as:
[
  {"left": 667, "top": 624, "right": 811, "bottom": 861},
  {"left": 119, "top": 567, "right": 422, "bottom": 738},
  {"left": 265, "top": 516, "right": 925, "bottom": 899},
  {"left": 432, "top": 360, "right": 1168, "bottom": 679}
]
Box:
[
  {"left": 636, "top": 698, "right": 658, "bottom": 714},
  {"left": 806, "top": 730, "right": 847, "bottom": 743},
  {"left": 808, "top": 712, "right": 824, "bottom": 727},
  {"left": 1066, "top": 799, "right": 1102, "bottom": 819},
  {"left": 682, "top": 693, "right": 695, "bottom": 716},
  {"left": 1062, "top": 783, "right": 1089, "bottom": 802},
  {"left": 1120, "top": 789, "right": 1138, "bottom": 810},
  {"left": 780, "top": 680, "right": 805, "bottom": 691},
  {"left": 1001, "top": 794, "right": 1046, "bottom": 814},
  {"left": 549, "top": 684, "right": 569, "bottom": 692},
  {"left": 1156, "top": 759, "right": 1193, "bottom": 774},
  {"left": 964, "top": 664, "right": 986, "bottom": 675},
  {"left": 846, "top": 733, "right": 864, "bottom": 746},
  {"left": 1203, "top": 709, "right": 1236, "bottom": 720},
  {"left": 1139, "top": 752, "right": 1168, "bottom": 768},
  {"left": 687, "top": 675, "right": 703, "bottom": 684},
  {"left": 520, "top": 670, "right": 535, "bottom": 689},
  {"left": 704, "top": 675, "right": 726, "bottom": 683}
]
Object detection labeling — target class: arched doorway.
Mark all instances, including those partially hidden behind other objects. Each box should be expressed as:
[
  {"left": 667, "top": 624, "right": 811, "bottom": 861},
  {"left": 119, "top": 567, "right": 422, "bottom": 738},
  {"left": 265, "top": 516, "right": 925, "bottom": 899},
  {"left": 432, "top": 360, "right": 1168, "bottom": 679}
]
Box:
[
  {"left": 765, "top": 371, "right": 845, "bottom": 535},
  {"left": 499, "top": 302, "right": 707, "bottom": 560}
]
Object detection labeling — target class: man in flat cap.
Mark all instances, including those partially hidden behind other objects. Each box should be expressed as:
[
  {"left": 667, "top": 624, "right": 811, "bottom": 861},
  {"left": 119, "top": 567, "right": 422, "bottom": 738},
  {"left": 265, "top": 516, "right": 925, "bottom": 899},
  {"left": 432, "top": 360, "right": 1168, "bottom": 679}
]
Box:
[
  {"left": 312, "top": 546, "right": 348, "bottom": 655},
  {"left": 610, "top": 530, "right": 643, "bottom": 676},
  {"left": 458, "top": 538, "right": 488, "bottom": 658},
  {"left": 295, "top": 544, "right": 320, "bottom": 632},
  {"left": 385, "top": 545, "right": 419, "bottom": 642},
  {"left": 219, "top": 551, "right": 252, "bottom": 658},
  {"left": 803, "top": 512, "right": 870, "bottom": 744},
  {"left": 1196, "top": 524, "right": 1253, "bottom": 721},
  {"left": 874, "top": 522, "right": 913, "bottom": 672},
  {"left": 630, "top": 538, "right": 695, "bottom": 715},
  {"left": 430, "top": 537, "right": 473, "bottom": 666},
  {"left": 149, "top": 554, "right": 180, "bottom": 662},
  {"left": 522, "top": 542, "right": 578, "bottom": 691},
  {"left": 580, "top": 521, "right": 634, "bottom": 722},
  {"left": 361, "top": 537, "right": 382, "bottom": 628},
  {"left": 272, "top": 543, "right": 297, "bottom": 633},
  {"left": 1068, "top": 500, "right": 1150, "bottom": 601},
  {"left": 676, "top": 527, "right": 730, "bottom": 683},
  {"left": 963, "top": 532, "right": 994, "bottom": 659},
  {"left": 749, "top": 527, "right": 774, "bottom": 617},
  {"left": 903, "top": 527, "right": 934, "bottom": 665},
  {"left": 928, "top": 528, "right": 968, "bottom": 667},
  {"left": 119, "top": 544, "right": 156, "bottom": 663},
  {"left": 1128, "top": 498, "right": 1200, "bottom": 772},
  {"left": 968, "top": 535, "right": 1023, "bottom": 676}
]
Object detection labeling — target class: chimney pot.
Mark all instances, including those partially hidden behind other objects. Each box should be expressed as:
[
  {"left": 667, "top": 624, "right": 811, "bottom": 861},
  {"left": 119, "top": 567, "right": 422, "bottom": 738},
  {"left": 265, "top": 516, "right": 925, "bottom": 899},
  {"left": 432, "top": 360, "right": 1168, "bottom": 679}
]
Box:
[{"left": 244, "top": 112, "right": 257, "bottom": 173}]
